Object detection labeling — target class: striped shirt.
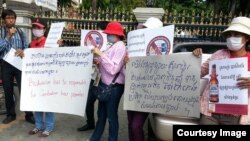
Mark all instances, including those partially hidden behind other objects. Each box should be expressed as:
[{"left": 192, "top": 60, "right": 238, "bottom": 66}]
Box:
[
  {"left": 98, "top": 41, "right": 126, "bottom": 85},
  {"left": 0, "top": 27, "right": 28, "bottom": 59},
  {"left": 200, "top": 49, "right": 250, "bottom": 124}
]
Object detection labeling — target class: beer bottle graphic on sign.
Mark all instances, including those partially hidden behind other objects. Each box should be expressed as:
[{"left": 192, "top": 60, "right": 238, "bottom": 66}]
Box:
[{"left": 209, "top": 64, "right": 219, "bottom": 102}]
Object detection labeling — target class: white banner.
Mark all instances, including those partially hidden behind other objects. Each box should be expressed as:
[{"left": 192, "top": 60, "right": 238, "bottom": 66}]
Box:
[
  {"left": 6, "top": 0, "right": 57, "bottom": 12},
  {"left": 127, "top": 25, "right": 174, "bottom": 57},
  {"left": 35, "top": 0, "right": 57, "bottom": 11},
  {"left": 20, "top": 47, "right": 93, "bottom": 117}
]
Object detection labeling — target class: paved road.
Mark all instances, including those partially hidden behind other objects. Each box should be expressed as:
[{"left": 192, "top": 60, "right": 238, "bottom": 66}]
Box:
[{"left": 0, "top": 93, "right": 134, "bottom": 141}]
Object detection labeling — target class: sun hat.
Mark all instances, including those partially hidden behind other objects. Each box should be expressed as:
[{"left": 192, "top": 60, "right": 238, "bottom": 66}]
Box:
[
  {"left": 32, "top": 19, "right": 45, "bottom": 28},
  {"left": 142, "top": 17, "right": 163, "bottom": 29},
  {"left": 103, "top": 21, "right": 125, "bottom": 37},
  {"left": 222, "top": 17, "right": 250, "bottom": 36}
]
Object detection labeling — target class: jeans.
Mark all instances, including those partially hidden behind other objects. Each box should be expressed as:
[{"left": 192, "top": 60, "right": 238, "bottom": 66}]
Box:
[
  {"left": 90, "top": 83, "right": 124, "bottom": 141},
  {"left": 35, "top": 112, "right": 55, "bottom": 131},
  {"left": 85, "top": 80, "right": 97, "bottom": 126},
  {"left": 1, "top": 60, "right": 33, "bottom": 117},
  {"left": 127, "top": 111, "right": 149, "bottom": 141}
]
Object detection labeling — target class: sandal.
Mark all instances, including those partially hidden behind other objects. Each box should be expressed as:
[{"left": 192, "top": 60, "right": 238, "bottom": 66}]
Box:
[
  {"left": 38, "top": 130, "right": 52, "bottom": 137},
  {"left": 28, "top": 128, "right": 42, "bottom": 135}
]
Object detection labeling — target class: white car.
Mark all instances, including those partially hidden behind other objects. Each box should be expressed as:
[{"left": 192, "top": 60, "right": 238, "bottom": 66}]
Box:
[{"left": 148, "top": 42, "right": 229, "bottom": 141}]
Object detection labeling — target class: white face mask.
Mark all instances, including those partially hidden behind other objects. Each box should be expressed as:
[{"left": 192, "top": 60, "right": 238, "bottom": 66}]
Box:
[
  {"left": 226, "top": 37, "right": 244, "bottom": 51},
  {"left": 32, "top": 29, "right": 44, "bottom": 37}
]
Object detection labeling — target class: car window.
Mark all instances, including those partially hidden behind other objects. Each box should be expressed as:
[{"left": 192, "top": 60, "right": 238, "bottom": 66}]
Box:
[{"left": 173, "top": 43, "right": 227, "bottom": 54}]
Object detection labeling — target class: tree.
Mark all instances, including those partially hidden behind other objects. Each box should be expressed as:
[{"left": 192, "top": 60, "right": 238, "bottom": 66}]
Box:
[
  {"left": 76, "top": 0, "right": 248, "bottom": 15},
  {"left": 206, "top": 0, "right": 224, "bottom": 14},
  {"left": 228, "top": 0, "right": 237, "bottom": 15},
  {"left": 58, "top": 0, "right": 72, "bottom": 7},
  {"left": 239, "top": 0, "right": 250, "bottom": 15}
]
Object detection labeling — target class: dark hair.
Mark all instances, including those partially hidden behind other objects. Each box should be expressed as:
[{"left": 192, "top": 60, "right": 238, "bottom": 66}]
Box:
[
  {"left": 118, "top": 36, "right": 125, "bottom": 41},
  {"left": 246, "top": 36, "right": 250, "bottom": 51},
  {"left": 1, "top": 9, "right": 16, "bottom": 19},
  {"left": 97, "top": 21, "right": 109, "bottom": 30}
]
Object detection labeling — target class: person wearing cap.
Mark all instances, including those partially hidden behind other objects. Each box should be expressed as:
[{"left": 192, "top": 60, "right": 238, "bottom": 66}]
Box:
[
  {"left": 0, "top": 9, "right": 35, "bottom": 124},
  {"left": 30, "top": 19, "right": 47, "bottom": 48},
  {"left": 30, "top": 19, "right": 63, "bottom": 48},
  {"left": 125, "top": 17, "right": 163, "bottom": 141},
  {"left": 141, "top": 17, "right": 163, "bottom": 29},
  {"left": 89, "top": 21, "right": 126, "bottom": 141},
  {"left": 193, "top": 16, "right": 250, "bottom": 125},
  {"left": 28, "top": 19, "right": 63, "bottom": 137}
]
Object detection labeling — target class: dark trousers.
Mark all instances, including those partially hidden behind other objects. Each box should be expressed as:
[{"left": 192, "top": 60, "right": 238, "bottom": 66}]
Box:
[
  {"left": 90, "top": 83, "right": 124, "bottom": 141},
  {"left": 127, "top": 111, "right": 149, "bottom": 141},
  {"left": 85, "top": 79, "right": 97, "bottom": 126},
  {"left": 1, "top": 60, "right": 33, "bottom": 117}
]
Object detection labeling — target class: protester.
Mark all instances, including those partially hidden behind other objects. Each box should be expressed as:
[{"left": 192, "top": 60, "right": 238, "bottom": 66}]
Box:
[
  {"left": 28, "top": 19, "right": 63, "bottom": 137},
  {"left": 77, "top": 21, "right": 109, "bottom": 132},
  {"left": 89, "top": 21, "right": 126, "bottom": 141},
  {"left": 0, "top": 9, "right": 34, "bottom": 124},
  {"left": 126, "top": 17, "right": 163, "bottom": 141},
  {"left": 193, "top": 16, "right": 250, "bottom": 125}
]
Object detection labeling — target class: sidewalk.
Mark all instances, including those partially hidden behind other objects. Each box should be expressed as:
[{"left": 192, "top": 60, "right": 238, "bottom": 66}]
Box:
[{"left": 0, "top": 96, "right": 130, "bottom": 141}]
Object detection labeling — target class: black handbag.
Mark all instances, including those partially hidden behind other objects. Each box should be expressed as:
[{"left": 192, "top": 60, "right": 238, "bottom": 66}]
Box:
[{"left": 94, "top": 72, "right": 120, "bottom": 101}]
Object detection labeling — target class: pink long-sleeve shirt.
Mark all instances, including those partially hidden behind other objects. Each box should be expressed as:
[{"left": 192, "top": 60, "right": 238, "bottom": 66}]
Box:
[
  {"left": 98, "top": 41, "right": 126, "bottom": 85},
  {"left": 200, "top": 49, "right": 250, "bottom": 124}
]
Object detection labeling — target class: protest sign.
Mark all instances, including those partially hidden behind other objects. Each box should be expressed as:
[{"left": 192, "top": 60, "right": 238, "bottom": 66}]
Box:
[
  {"left": 44, "top": 22, "right": 65, "bottom": 48},
  {"left": 81, "top": 30, "right": 107, "bottom": 51},
  {"left": 20, "top": 47, "right": 93, "bottom": 117},
  {"left": 124, "top": 53, "right": 201, "bottom": 118},
  {"left": 208, "top": 58, "right": 248, "bottom": 115},
  {"left": 127, "top": 25, "right": 174, "bottom": 57}
]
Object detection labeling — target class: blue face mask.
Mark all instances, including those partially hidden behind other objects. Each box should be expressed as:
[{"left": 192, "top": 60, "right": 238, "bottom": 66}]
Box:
[{"left": 107, "top": 35, "right": 116, "bottom": 43}]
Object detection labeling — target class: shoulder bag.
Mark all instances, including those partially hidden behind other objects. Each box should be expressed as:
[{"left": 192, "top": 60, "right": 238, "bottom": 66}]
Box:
[{"left": 94, "top": 72, "right": 120, "bottom": 102}]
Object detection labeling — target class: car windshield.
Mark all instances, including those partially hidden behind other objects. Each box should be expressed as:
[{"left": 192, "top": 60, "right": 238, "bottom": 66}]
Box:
[{"left": 173, "top": 42, "right": 227, "bottom": 54}]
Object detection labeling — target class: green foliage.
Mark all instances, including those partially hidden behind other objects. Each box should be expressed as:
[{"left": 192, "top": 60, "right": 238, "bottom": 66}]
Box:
[
  {"left": 78, "top": 0, "right": 247, "bottom": 15},
  {"left": 58, "top": 0, "right": 72, "bottom": 6},
  {"left": 155, "top": 0, "right": 169, "bottom": 9},
  {"left": 79, "top": 0, "right": 92, "bottom": 8},
  {"left": 80, "top": 0, "right": 146, "bottom": 11}
]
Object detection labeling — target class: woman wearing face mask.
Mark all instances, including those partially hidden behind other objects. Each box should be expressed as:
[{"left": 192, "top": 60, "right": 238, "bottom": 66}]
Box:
[
  {"left": 28, "top": 19, "right": 63, "bottom": 137},
  {"left": 30, "top": 19, "right": 63, "bottom": 48},
  {"left": 193, "top": 16, "right": 250, "bottom": 125},
  {"left": 29, "top": 19, "right": 47, "bottom": 48},
  {"left": 89, "top": 21, "right": 126, "bottom": 141}
]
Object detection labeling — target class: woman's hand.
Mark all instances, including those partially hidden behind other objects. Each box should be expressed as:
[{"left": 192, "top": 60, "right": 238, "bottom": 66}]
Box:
[
  {"left": 57, "top": 39, "right": 64, "bottom": 47},
  {"left": 15, "top": 49, "right": 24, "bottom": 58},
  {"left": 93, "top": 57, "right": 100, "bottom": 65},
  {"left": 237, "top": 77, "right": 250, "bottom": 89},
  {"left": 91, "top": 48, "right": 103, "bottom": 56},
  {"left": 192, "top": 48, "right": 203, "bottom": 57},
  {"left": 124, "top": 53, "right": 129, "bottom": 64}
]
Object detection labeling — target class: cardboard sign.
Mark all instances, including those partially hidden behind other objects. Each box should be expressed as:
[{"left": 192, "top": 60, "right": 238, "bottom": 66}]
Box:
[{"left": 124, "top": 53, "right": 201, "bottom": 118}]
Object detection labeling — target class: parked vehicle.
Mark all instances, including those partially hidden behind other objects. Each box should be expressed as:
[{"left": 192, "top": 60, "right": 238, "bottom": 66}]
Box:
[{"left": 148, "top": 42, "right": 228, "bottom": 141}]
